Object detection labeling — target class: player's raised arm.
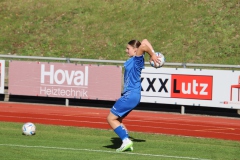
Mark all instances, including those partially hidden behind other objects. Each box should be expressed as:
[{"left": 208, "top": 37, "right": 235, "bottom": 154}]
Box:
[
  {"left": 141, "top": 39, "right": 154, "bottom": 52},
  {"left": 136, "top": 39, "right": 159, "bottom": 65}
]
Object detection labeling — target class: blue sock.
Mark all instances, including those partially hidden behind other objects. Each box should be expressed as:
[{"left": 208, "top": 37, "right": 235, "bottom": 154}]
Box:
[{"left": 114, "top": 125, "right": 128, "bottom": 141}]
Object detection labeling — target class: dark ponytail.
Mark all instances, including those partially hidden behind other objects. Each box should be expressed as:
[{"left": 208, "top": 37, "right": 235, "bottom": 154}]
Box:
[{"left": 128, "top": 40, "right": 141, "bottom": 48}]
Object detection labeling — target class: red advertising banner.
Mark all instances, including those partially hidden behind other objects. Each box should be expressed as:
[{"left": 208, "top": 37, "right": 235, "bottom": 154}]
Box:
[
  {"left": 170, "top": 74, "right": 213, "bottom": 100},
  {"left": 9, "top": 61, "right": 122, "bottom": 101}
]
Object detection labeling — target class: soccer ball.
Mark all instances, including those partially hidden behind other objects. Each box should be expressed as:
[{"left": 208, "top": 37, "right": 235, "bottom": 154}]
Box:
[
  {"left": 22, "top": 122, "right": 36, "bottom": 136},
  {"left": 150, "top": 52, "right": 165, "bottom": 68}
]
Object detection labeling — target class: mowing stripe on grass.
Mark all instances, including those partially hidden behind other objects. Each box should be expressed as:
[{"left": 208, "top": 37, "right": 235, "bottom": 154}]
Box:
[{"left": 0, "top": 144, "right": 211, "bottom": 160}]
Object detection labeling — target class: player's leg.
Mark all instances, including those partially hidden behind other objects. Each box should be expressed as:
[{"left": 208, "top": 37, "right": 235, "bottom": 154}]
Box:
[
  {"left": 107, "top": 112, "right": 121, "bottom": 129},
  {"left": 107, "top": 91, "right": 140, "bottom": 152},
  {"left": 119, "top": 118, "right": 133, "bottom": 151},
  {"left": 119, "top": 117, "right": 133, "bottom": 151},
  {"left": 118, "top": 117, "right": 127, "bottom": 132},
  {"left": 107, "top": 112, "right": 130, "bottom": 141},
  {"left": 107, "top": 112, "right": 133, "bottom": 152}
]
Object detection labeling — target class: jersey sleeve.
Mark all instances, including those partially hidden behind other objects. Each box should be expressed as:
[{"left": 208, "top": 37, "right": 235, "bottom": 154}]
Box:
[{"left": 134, "top": 55, "right": 145, "bottom": 71}]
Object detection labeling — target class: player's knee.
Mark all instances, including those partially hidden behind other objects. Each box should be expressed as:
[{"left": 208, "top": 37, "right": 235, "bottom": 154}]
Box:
[
  {"left": 107, "top": 112, "right": 117, "bottom": 123},
  {"left": 106, "top": 114, "right": 112, "bottom": 124}
]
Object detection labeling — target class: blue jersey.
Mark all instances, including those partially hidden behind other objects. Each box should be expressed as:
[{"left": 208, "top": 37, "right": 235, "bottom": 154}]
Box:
[
  {"left": 123, "top": 55, "right": 145, "bottom": 93},
  {"left": 110, "top": 55, "right": 145, "bottom": 117}
]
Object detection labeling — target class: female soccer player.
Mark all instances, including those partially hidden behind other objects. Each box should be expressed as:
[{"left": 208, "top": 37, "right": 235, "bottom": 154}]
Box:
[{"left": 107, "top": 39, "right": 159, "bottom": 152}]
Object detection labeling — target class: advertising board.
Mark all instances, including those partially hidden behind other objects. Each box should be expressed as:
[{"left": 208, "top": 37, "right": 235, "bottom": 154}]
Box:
[
  {"left": 9, "top": 61, "right": 122, "bottom": 101},
  {"left": 141, "top": 67, "right": 240, "bottom": 109}
]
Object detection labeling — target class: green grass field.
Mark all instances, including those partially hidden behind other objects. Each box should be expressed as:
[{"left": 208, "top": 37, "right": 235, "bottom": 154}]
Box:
[
  {"left": 0, "top": 0, "right": 239, "bottom": 64},
  {"left": 0, "top": 122, "right": 239, "bottom": 160}
]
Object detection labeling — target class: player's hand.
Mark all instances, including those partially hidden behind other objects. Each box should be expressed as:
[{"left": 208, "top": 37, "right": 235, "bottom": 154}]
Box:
[{"left": 150, "top": 54, "right": 160, "bottom": 66}]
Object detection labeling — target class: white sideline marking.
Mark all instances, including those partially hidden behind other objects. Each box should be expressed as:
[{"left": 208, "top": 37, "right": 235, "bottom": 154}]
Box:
[{"left": 0, "top": 144, "right": 211, "bottom": 160}]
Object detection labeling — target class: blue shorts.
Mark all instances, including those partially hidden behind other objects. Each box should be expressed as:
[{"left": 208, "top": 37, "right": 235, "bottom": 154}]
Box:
[{"left": 111, "top": 91, "right": 141, "bottom": 117}]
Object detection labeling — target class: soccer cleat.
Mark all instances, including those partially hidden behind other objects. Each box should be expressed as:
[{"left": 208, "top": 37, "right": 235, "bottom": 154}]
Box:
[
  {"left": 126, "top": 146, "right": 133, "bottom": 151},
  {"left": 116, "top": 140, "right": 133, "bottom": 152}
]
